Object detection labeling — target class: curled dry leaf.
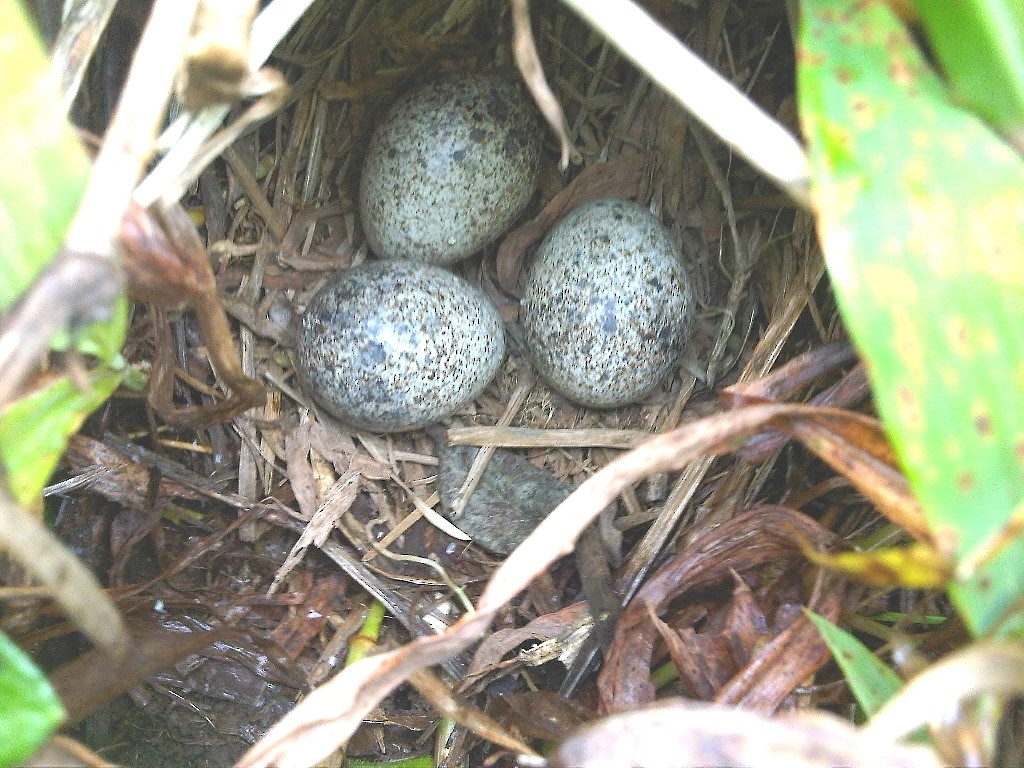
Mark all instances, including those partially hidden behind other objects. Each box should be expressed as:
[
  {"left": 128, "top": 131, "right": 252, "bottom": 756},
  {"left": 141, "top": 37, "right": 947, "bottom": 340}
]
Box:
[
  {"left": 461, "top": 601, "right": 590, "bottom": 689},
  {"left": 495, "top": 154, "right": 648, "bottom": 294},
  {"left": 135, "top": 202, "right": 266, "bottom": 427},
  {"left": 723, "top": 340, "right": 857, "bottom": 404},
  {"left": 48, "top": 623, "right": 228, "bottom": 725},
  {"left": 490, "top": 690, "right": 595, "bottom": 742},
  {"left": 547, "top": 699, "right": 940, "bottom": 768},
  {"left": 737, "top": 363, "right": 871, "bottom": 463},
  {"left": 238, "top": 402, "right": 876, "bottom": 768},
  {"left": 283, "top": 422, "right": 391, "bottom": 520},
  {"left": 598, "top": 505, "right": 837, "bottom": 713}
]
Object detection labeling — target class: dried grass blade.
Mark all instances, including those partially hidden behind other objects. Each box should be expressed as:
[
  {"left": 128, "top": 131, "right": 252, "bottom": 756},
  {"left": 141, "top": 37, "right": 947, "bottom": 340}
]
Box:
[{"left": 553, "top": 0, "right": 810, "bottom": 203}]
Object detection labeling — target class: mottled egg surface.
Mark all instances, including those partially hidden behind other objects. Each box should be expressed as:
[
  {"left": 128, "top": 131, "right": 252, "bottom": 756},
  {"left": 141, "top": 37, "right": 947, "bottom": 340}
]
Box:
[
  {"left": 520, "top": 198, "right": 694, "bottom": 408},
  {"left": 359, "top": 73, "right": 541, "bottom": 265},
  {"left": 297, "top": 260, "right": 505, "bottom": 432}
]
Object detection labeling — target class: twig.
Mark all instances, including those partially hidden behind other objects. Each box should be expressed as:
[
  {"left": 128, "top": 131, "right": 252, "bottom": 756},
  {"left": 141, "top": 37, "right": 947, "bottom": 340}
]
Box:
[
  {"left": 134, "top": 0, "right": 317, "bottom": 206},
  {"left": 65, "top": 0, "right": 200, "bottom": 255},
  {"left": 50, "top": 0, "right": 120, "bottom": 113},
  {"left": 511, "top": 0, "right": 577, "bottom": 169},
  {"left": 447, "top": 425, "right": 652, "bottom": 449}
]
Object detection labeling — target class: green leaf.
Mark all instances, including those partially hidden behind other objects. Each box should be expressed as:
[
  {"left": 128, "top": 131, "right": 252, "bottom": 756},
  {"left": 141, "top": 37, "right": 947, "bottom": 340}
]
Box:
[
  {"left": 0, "top": 2, "right": 90, "bottom": 311},
  {"left": 797, "top": 0, "right": 1024, "bottom": 636},
  {"left": 0, "top": 367, "right": 123, "bottom": 507},
  {"left": 914, "top": 0, "right": 1024, "bottom": 142},
  {"left": 0, "top": 630, "right": 65, "bottom": 767},
  {"left": 807, "top": 611, "right": 902, "bottom": 717},
  {"left": 0, "top": 2, "right": 128, "bottom": 508}
]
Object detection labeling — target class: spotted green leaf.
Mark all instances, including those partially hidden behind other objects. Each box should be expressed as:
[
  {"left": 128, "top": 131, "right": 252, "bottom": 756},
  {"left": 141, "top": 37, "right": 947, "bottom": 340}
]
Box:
[{"left": 798, "top": 0, "right": 1024, "bottom": 636}]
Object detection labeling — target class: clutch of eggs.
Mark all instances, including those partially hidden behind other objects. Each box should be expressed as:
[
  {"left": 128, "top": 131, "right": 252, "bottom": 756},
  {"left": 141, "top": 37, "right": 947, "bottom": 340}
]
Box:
[
  {"left": 359, "top": 73, "right": 541, "bottom": 265},
  {"left": 296, "top": 260, "right": 505, "bottom": 432},
  {"left": 520, "top": 198, "right": 695, "bottom": 408}
]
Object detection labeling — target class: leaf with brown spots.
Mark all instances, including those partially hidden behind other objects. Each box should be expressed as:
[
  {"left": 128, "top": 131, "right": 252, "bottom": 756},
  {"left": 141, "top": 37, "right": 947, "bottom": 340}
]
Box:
[{"left": 799, "top": 0, "right": 1024, "bottom": 636}]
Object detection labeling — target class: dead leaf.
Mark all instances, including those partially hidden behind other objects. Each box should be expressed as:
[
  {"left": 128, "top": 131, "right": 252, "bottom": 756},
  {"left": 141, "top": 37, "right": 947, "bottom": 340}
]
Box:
[
  {"left": 715, "top": 588, "right": 843, "bottom": 710},
  {"left": 776, "top": 409, "right": 928, "bottom": 541},
  {"left": 490, "top": 690, "right": 595, "bottom": 742},
  {"left": 723, "top": 341, "right": 856, "bottom": 404},
  {"left": 598, "top": 505, "right": 835, "bottom": 713},
  {"left": 408, "top": 668, "right": 538, "bottom": 756},
  {"left": 549, "top": 700, "right": 940, "bottom": 768},
  {"left": 49, "top": 624, "right": 227, "bottom": 724},
  {"left": 462, "top": 602, "right": 590, "bottom": 689}
]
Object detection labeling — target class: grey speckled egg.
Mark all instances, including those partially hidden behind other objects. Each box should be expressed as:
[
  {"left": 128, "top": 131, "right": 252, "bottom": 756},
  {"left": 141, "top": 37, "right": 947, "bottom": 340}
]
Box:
[
  {"left": 359, "top": 73, "right": 541, "bottom": 265},
  {"left": 520, "top": 198, "right": 694, "bottom": 408},
  {"left": 296, "top": 260, "right": 505, "bottom": 432}
]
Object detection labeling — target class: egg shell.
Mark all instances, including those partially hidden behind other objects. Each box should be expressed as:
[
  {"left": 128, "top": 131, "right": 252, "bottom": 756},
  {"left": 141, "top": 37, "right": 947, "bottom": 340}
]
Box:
[
  {"left": 296, "top": 260, "right": 506, "bottom": 432},
  {"left": 359, "top": 73, "right": 541, "bottom": 265},
  {"left": 520, "top": 198, "right": 694, "bottom": 408}
]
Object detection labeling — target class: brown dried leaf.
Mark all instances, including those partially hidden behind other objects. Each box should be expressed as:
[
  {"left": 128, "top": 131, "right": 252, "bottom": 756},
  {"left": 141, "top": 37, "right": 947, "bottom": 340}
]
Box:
[
  {"left": 462, "top": 601, "right": 589, "bottom": 688},
  {"left": 777, "top": 409, "right": 927, "bottom": 541},
  {"left": 737, "top": 363, "right": 870, "bottom": 462},
  {"left": 64, "top": 435, "right": 206, "bottom": 509},
  {"left": 549, "top": 700, "right": 940, "bottom": 768},
  {"left": 141, "top": 202, "right": 265, "bottom": 428},
  {"left": 598, "top": 505, "right": 835, "bottom": 713},
  {"left": 270, "top": 574, "right": 344, "bottom": 661},
  {"left": 119, "top": 201, "right": 206, "bottom": 308},
  {"left": 49, "top": 624, "right": 227, "bottom": 724},
  {"left": 284, "top": 422, "right": 391, "bottom": 519},
  {"left": 490, "top": 690, "right": 595, "bottom": 743},
  {"left": 495, "top": 155, "right": 648, "bottom": 293},
  {"left": 648, "top": 606, "right": 726, "bottom": 700},
  {"left": 723, "top": 341, "right": 856, "bottom": 404},
  {"left": 408, "top": 668, "right": 538, "bottom": 756},
  {"left": 715, "top": 588, "right": 843, "bottom": 709}
]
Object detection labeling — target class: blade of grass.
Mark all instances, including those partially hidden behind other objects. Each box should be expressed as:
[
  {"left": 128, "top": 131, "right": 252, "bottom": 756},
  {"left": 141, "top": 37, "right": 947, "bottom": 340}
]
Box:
[{"left": 806, "top": 611, "right": 902, "bottom": 717}]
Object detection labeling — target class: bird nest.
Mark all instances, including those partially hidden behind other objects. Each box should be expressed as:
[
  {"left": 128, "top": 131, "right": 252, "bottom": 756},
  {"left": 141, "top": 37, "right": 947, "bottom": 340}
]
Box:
[{"left": 31, "top": 1, "right": 901, "bottom": 765}]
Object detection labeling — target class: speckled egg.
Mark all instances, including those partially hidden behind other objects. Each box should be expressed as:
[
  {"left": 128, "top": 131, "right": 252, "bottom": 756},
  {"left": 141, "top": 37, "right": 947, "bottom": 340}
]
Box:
[
  {"left": 296, "top": 260, "right": 505, "bottom": 432},
  {"left": 520, "top": 198, "right": 694, "bottom": 408},
  {"left": 359, "top": 73, "right": 541, "bottom": 265}
]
